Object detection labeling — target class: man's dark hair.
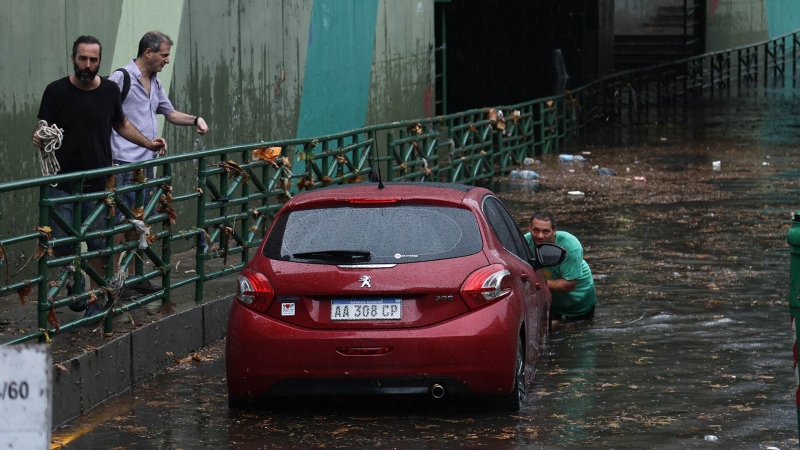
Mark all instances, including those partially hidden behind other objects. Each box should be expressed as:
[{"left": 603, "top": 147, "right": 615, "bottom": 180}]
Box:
[
  {"left": 530, "top": 210, "right": 557, "bottom": 228},
  {"left": 137, "top": 31, "right": 174, "bottom": 57},
  {"left": 71, "top": 35, "right": 102, "bottom": 59}
]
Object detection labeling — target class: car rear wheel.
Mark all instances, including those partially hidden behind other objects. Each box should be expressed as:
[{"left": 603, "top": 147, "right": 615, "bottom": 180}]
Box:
[
  {"left": 228, "top": 396, "right": 249, "bottom": 409},
  {"left": 498, "top": 336, "right": 525, "bottom": 411}
]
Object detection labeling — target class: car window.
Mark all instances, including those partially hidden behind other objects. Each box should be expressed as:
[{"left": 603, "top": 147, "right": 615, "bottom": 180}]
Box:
[
  {"left": 482, "top": 196, "right": 528, "bottom": 261},
  {"left": 263, "top": 205, "right": 482, "bottom": 264},
  {"left": 495, "top": 200, "right": 532, "bottom": 260}
]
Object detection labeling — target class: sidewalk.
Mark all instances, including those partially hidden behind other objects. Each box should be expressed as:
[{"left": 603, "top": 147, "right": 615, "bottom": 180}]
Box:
[
  {"left": 0, "top": 254, "right": 236, "bottom": 427},
  {"left": 53, "top": 275, "right": 234, "bottom": 426}
]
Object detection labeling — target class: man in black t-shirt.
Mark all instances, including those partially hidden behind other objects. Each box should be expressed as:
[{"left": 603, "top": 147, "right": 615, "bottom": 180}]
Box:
[{"left": 31, "top": 35, "right": 167, "bottom": 314}]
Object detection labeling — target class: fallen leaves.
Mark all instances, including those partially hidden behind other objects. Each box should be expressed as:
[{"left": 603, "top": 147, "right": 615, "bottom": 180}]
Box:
[
  {"left": 407, "top": 123, "right": 423, "bottom": 135},
  {"left": 33, "top": 225, "right": 53, "bottom": 260},
  {"left": 213, "top": 160, "right": 249, "bottom": 184},
  {"left": 17, "top": 286, "right": 31, "bottom": 305},
  {"left": 170, "top": 350, "right": 215, "bottom": 367},
  {"left": 730, "top": 404, "right": 755, "bottom": 412},
  {"left": 156, "top": 185, "right": 176, "bottom": 224},
  {"left": 47, "top": 305, "right": 60, "bottom": 332},
  {"left": 252, "top": 146, "right": 282, "bottom": 163}
]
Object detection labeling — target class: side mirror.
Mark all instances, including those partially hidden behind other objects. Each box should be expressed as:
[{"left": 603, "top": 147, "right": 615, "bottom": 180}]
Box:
[{"left": 532, "top": 243, "right": 566, "bottom": 269}]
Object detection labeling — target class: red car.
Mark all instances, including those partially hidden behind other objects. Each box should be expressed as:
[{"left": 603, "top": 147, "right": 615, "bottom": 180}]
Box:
[{"left": 226, "top": 182, "right": 565, "bottom": 410}]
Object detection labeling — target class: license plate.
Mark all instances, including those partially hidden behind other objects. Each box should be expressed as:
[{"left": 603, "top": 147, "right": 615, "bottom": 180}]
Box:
[{"left": 331, "top": 299, "right": 402, "bottom": 321}]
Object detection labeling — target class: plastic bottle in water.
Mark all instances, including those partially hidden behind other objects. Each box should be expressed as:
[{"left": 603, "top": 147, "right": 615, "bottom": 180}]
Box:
[
  {"left": 510, "top": 169, "right": 539, "bottom": 180},
  {"left": 559, "top": 154, "right": 586, "bottom": 162}
]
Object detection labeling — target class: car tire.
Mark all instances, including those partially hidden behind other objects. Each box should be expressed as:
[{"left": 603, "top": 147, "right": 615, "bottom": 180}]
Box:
[
  {"left": 498, "top": 336, "right": 525, "bottom": 412},
  {"left": 227, "top": 395, "right": 251, "bottom": 409}
]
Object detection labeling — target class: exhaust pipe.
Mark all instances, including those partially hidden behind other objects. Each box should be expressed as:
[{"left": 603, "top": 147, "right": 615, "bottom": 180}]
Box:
[{"left": 430, "top": 383, "right": 445, "bottom": 399}]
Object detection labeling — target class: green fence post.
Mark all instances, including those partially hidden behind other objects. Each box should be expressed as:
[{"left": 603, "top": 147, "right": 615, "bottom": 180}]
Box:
[
  {"left": 492, "top": 127, "right": 502, "bottom": 183},
  {"left": 196, "top": 157, "right": 207, "bottom": 302},
  {"left": 386, "top": 132, "right": 395, "bottom": 181},
  {"left": 787, "top": 211, "right": 800, "bottom": 438},
  {"left": 134, "top": 170, "right": 145, "bottom": 279},
  {"left": 37, "top": 185, "right": 50, "bottom": 343},
  {"left": 162, "top": 163, "right": 172, "bottom": 306},
  {"left": 320, "top": 140, "right": 330, "bottom": 184},
  {"left": 538, "top": 102, "right": 547, "bottom": 155},
  {"left": 239, "top": 151, "right": 250, "bottom": 264},
  {"left": 103, "top": 185, "right": 115, "bottom": 337},
  {"left": 446, "top": 125, "right": 455, "bottom": 181},
  {"left": 399, "top": 129, "right": 408, "bottom": 180}
]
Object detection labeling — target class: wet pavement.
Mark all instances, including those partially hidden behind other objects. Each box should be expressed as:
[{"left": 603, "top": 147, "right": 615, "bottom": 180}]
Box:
[{"left": 52, "top": 89, "right": 800, "bottom": 449}]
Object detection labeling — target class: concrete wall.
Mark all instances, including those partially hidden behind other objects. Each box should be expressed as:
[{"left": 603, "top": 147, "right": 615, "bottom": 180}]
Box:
[
  {"left": 598, "top": 0, "right": 617, "bottom": 77},
  {"left": 706, "top": 0, "right": 768, "bottom": 50},
  {"left": 701, "top": 0, "right": 800, "bottom": 50},
  {"left": 615, "top": 1, "right": 800, "bottom": 52},
  {"left": 0, "top": 0, "right": 434, "bottom": 237},
  {"left": 615, "top": 0, "right": 685, "bottom": 35},
  {"left": 368, "top": 0, "right": 436, "bottom": 123}
]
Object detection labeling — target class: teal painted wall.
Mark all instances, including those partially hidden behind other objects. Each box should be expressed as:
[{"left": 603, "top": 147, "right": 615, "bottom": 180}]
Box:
[
  {"left": 764, "top": 0, "right": 800, "bottom": 38},
  {"left": 296, "top": 0, "right": 379, "bottom": 138}
]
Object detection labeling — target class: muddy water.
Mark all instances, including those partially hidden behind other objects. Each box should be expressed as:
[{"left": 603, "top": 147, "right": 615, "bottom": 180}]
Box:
[{"left": 53, "top": 91, "right": 800, "bottom": 449}]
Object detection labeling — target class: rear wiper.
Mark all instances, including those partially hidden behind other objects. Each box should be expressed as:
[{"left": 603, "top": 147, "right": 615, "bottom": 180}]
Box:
[{"left": 292, "top": 250, "right": 372, "bottom": 262}]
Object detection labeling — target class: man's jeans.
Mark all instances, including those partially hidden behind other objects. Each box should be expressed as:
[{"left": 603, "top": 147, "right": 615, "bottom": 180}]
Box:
[
  {"left": 113, "top": 160, "right": 155, "bottom": 224},
  {"left": 49, "top": 186, "right": 105, "bottom": 256}
]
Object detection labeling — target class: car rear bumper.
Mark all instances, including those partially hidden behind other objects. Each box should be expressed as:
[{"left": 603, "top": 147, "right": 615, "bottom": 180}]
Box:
[
  {"left": 264, "top": 377, "right": 472, "bottom": 397},
  {"left": 226, "top": 299, "right": 520, "bottom": 401}
]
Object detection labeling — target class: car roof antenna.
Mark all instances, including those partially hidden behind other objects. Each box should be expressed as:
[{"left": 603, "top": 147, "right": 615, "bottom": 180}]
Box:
[{"left": 374, "top": 152, "right": 385, "bottom": 190}]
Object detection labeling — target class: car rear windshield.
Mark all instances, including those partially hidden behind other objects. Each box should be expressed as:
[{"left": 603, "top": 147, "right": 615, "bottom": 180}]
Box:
[{"left": 263, "top": 205, "right": 483, "bottom": 264}]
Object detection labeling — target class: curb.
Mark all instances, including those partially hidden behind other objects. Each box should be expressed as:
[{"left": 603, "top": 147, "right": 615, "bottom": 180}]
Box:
[{"left": 51, "top": 295, "right": 232, "bottom": 427}]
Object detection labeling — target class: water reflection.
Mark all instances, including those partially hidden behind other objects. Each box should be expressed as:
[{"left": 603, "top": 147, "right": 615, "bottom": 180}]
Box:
[{"left": 543, "top": 328, "right": 598, "bottom": 444}]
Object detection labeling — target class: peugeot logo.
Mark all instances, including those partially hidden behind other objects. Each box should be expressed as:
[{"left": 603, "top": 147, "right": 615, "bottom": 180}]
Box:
[{"left": 359, "top": 275, "right": 371, "bottom": 288}]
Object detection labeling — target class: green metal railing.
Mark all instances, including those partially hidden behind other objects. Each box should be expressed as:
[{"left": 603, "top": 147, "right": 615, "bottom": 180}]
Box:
[
  {"left": 3, "top": 29, "right": 800, "bottom": 345},
  {"left": 787, "top": 213, "right": 800, "bottom": 438}
]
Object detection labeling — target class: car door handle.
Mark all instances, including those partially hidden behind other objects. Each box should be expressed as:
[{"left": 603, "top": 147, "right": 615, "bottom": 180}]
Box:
[
  {"left": 534, "top": 282, "right": 543, "bottom": 290},
  {"left": 521, "top": 274, "right": 530, "bottom": 281}
]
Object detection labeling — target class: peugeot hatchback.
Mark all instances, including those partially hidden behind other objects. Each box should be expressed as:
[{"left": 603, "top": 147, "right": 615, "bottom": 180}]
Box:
[{"left": 226, "top": 182, "right": 564, "bottom": 410}]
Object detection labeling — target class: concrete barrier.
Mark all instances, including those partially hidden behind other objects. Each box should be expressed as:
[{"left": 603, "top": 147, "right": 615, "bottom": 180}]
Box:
[{"left": 51, "top": 295, "right": 232, "bottom": 427}]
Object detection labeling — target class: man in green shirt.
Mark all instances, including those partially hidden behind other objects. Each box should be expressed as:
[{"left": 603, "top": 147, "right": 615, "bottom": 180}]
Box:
[{"left": 524, "top": 211, "right": 596, "bottom": 326}]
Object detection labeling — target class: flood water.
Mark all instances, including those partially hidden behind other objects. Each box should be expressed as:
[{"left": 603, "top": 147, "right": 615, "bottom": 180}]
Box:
[{"left": 53, "top": 90, "right": 800, "bottom": 449}]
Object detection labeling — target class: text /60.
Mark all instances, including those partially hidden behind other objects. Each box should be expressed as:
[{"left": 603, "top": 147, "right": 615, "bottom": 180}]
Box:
[{"left": 0, "top": 381, "right": 30, "bottom": 400}]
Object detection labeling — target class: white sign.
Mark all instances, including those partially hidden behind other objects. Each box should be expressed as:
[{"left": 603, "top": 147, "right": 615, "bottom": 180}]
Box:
[{"left": 0, "top": 345, "right": 52, "bottom": 450}]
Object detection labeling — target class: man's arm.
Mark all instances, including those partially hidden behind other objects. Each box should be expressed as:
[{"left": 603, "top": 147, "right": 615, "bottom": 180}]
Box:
[
  {"left": 113, "top": 118, "right": 167, "bottom": 155},
  {"left": 31, "top": 123, "right": 44, "bottom": 148},
  {"left": 164, "top": 110, "right": 209, "bottom": 135},
  {"left": 547, "top": 278, "right": 577, "bottom": 293}
]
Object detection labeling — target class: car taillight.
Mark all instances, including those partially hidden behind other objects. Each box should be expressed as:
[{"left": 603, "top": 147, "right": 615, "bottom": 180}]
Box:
[
  {"left": 460, "top": 264, "right": 512, "bottom": 309},
  {"left": 235, "top": 270, "right": 275, "bottom": 313}
]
